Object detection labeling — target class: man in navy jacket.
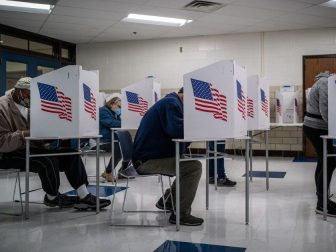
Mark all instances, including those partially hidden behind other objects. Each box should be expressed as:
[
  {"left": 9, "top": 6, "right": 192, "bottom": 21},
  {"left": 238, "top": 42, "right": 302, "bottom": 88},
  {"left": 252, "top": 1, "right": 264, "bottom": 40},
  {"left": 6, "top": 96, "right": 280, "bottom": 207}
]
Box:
[{"left": 133, "top": 88, "right": 203, "bottom": 226}]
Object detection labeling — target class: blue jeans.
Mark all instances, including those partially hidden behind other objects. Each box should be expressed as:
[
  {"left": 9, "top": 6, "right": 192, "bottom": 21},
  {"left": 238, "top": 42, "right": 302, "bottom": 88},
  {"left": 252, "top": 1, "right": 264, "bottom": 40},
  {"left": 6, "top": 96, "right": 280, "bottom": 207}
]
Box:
[{"left": 209, "top": 141, "right": 226, "bottom": 178}]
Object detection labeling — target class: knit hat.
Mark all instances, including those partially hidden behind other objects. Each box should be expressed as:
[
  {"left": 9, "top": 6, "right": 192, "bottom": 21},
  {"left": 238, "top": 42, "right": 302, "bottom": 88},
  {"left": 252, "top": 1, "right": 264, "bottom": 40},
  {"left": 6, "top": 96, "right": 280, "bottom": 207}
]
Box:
[
  {"left": 105, "top": 93, "right": 121, "bottom": 103},
  {"left": 14, "top": 77, "right": 32, "bottom": 90}
]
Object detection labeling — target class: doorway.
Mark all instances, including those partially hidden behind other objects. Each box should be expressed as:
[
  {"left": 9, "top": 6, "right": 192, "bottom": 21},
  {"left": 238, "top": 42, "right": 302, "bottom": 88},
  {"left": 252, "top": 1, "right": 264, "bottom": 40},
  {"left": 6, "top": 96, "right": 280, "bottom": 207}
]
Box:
[
  {"left": 303, "top": 55, "right": 336, "bottom": 157},
  {"left": 0, "top": 50, "right": 60, "bottom": 95}
]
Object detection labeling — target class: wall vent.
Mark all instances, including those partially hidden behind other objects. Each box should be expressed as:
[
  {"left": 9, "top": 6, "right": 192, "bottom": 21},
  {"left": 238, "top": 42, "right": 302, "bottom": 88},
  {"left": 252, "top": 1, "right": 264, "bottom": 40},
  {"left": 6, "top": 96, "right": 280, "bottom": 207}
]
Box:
[{"left": 183, "top": 0, "right": 225, "bottom": 13}]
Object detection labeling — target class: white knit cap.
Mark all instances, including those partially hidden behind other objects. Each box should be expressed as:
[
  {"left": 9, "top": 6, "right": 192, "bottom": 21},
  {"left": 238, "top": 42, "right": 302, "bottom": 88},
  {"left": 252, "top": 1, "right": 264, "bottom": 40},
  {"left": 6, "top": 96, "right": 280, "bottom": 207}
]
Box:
[
  {"left": 105, "top": 93, "right": 121, "bottom": 103},
  {"left": 14, "top": 77, "right": 32, "bottom": 90}
]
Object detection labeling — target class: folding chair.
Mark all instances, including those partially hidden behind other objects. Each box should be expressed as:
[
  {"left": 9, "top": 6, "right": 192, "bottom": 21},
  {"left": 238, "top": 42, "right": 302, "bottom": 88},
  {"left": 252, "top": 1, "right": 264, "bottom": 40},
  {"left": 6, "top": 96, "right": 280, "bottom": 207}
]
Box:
[
  {"left": 0, "top": 159, "right": 23, "bottom": 216},
  {"left": 110, "top": 130, "right": 174, "bottom": 227}
]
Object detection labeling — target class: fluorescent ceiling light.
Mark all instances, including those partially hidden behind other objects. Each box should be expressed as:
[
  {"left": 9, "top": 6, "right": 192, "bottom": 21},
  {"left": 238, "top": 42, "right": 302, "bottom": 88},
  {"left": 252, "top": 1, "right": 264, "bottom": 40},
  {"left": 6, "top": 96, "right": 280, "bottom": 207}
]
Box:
[
  {"left": 0, "top": 0, "right": 54, "bottom": 14},
  {"left": 122, "top": 13, "right": 192, "bottom": 27},
  {"left": 321, "top": 0, "right": 336, "bottom": 8}
]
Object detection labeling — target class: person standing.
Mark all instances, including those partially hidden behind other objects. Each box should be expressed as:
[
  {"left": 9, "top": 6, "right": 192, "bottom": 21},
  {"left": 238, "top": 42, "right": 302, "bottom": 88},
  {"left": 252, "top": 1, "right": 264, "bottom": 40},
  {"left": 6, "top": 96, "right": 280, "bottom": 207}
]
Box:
[{"left": 303, "top": 71, "right": 336, "bottom": 217}]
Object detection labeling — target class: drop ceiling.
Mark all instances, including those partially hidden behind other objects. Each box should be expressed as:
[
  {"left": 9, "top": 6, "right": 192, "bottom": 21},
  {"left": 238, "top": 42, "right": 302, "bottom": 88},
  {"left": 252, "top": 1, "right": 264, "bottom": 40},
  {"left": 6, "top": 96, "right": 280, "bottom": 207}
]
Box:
[{"left": 0, "top": 0, "right": 335, "bottom": 44}]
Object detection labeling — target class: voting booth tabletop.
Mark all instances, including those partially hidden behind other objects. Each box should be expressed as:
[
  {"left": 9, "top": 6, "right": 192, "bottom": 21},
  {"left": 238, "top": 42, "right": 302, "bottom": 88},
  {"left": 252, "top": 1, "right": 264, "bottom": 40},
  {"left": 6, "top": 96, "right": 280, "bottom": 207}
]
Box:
[
  {"left": 242, "top": 171, "right": 287, "bottom": 179},
  {"left": 65, "top": 185, "right": 127, "bottom": 197},
  {"left": 154, "top": 240, "right": 246, "bottom": 252}
]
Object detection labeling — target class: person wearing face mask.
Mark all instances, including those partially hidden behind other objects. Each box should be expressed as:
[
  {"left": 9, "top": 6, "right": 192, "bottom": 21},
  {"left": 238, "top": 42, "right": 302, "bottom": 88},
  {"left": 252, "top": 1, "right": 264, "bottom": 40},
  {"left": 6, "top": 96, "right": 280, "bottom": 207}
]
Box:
[
  {"left": 99, "top": 93, "right": 127, "bottom": 182},
  {"left": 0, "top": 77, "right": 111, "bottom": 210}
]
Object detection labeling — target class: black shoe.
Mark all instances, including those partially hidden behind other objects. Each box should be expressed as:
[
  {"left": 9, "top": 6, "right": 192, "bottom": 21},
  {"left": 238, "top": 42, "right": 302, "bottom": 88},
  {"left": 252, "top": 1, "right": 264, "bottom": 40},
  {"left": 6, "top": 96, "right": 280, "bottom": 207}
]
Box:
[
  {"left": 43, "top": 194, "right": 79, "bottom": 208},
  {"left": 74, "top": 193, "right": 111, "bottom": 210},
  {"left": 316, "top": 201, "right": 336, "bottom": 217},
  {"left": 169, "top": 213, "right": 204, "bottom": 226},
  {"left": 209, "top": 177, "right": 237, "bottom": 187},
  {"left": 155, "top": 196, "right": 174, "bottom": 212}
]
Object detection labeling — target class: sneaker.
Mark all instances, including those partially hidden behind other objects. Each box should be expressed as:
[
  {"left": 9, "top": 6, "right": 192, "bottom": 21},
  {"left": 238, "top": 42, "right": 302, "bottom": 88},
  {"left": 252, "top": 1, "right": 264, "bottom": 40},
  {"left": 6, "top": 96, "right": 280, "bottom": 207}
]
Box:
[
  {"left": 209, "top": 177, "right": 237, "bottom": 187},
  {"left": 74, "top": 193, "right": 111, "bottom": 210},
  {"left": 169, "top": 213, "right": 204, "bottom": 226},
  {"left": 316, "top": 201, "right": 336, "bottom": 217},
  {"left": 43, "top": 194, "right": 79, "bottom": 208},
  {"left": 155, "top": 196, "right": 174, "bottom": 212}
]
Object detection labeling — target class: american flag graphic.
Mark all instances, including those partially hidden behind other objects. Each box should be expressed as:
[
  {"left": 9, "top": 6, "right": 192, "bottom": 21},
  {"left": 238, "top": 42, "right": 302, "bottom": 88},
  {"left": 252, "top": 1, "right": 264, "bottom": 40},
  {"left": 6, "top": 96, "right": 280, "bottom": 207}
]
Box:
[
  {"left": 190, "top": 78, "right": 227, "bottom": 122},
  {"left": 294, "top": 98, "right": 298, "bottom": 114},
  {"left": 247, "top": 97, "right": 254, "bottom": 118},
  {"left": 37, "top": 82, "right": 72, "bottom": 121},
  {"left": 260, "top": 88, "right": 269, "bottom": 117},
  {"left": 236, "top": 80, "right": 246, "bottom": 120},
  {"left": 83, "top": 83, "right": 96, "bottom": 120},
  {"left": 276, "top": 98, "right": 281, "bottom": 115},
  {"left": 126, "top": 91, "right": 148, "bottom": 116}
]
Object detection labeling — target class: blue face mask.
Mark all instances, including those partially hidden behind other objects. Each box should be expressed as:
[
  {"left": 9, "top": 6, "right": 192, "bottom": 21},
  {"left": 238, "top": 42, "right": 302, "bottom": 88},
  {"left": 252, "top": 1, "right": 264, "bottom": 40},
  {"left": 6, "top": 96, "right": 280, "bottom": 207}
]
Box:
[{"left": 115, "top": 108, "right": 121, "bottom": 116}]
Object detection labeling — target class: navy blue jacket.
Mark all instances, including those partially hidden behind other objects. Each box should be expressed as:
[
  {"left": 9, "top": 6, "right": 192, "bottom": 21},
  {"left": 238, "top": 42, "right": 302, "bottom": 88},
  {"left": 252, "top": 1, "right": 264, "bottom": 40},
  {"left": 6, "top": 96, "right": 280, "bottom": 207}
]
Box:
[
  {"left": 133, "top": 92, "right": 184, "bottom": 161},
  {"left": 99, "top": 105, "right": 121, "bottom": 143}
]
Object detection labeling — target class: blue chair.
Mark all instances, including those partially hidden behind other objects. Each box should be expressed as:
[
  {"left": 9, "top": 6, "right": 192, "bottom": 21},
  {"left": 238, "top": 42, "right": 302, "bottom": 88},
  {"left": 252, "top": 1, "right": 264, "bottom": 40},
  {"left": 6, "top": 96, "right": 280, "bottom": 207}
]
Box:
[{"left": 111, "top": 130, "right": 174, "bottom": 227}]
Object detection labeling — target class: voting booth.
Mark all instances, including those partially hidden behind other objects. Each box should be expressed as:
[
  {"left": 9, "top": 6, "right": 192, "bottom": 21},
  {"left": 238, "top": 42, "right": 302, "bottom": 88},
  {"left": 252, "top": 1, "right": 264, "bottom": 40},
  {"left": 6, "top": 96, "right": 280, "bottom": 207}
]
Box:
[
  {"left": 183, "top": 60, "right": 247, "bottom": 139},
  {"left": 30, "top": 65, "right": 99, "bottom": 138},
  {"left": 121, "top": 76, "right": 161, "bottom": 129},
  {"left": 246, "top": 75, "right": 270, "bottom": 130},
  {"left": 328, "top": 75, "right": 336, "bottom": 136},
  {"left": 275, "top": 86, "right": 299, "bottom": 124}
]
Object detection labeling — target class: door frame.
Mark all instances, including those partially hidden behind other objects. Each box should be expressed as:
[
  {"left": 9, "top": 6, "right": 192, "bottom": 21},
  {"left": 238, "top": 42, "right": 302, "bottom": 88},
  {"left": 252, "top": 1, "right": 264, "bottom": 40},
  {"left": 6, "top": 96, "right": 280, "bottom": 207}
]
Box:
[
  {"left": 0, "top": 49, "right": 60, "bottom": 94},
  {"left": 302, "top": 54, "right": 336, "bottom": 156}
]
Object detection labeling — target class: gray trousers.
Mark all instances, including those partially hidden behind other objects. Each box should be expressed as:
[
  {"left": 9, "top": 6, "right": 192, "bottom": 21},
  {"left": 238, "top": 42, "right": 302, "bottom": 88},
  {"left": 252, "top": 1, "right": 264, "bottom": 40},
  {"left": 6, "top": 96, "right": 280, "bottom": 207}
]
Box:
[{"left": 137, "top": 157, "right": 202, "bottom": 215}]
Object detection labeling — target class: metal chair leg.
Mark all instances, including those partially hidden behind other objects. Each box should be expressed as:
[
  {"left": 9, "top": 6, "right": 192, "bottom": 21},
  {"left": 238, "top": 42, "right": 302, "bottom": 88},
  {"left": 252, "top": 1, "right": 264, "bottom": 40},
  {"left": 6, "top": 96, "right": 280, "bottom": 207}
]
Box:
[
  {"left": 17, "top": 171, "right": 23, "bottom": 215},
  {"left": 168, "top": 177, "right": 175, "bottom": 214},
  {"left": 122, "top": 178, "right": 129, "bottom": 212},
  {"left": 159, "top": 175, "right": 168, "bottom": 222}
]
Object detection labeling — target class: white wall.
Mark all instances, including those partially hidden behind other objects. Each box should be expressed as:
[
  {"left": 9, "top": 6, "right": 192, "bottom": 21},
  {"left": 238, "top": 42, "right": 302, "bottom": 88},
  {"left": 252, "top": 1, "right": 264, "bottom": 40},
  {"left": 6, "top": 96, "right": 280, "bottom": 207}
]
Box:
[{"left": 77, "top": 28, "right": 336, "bottom": 90}]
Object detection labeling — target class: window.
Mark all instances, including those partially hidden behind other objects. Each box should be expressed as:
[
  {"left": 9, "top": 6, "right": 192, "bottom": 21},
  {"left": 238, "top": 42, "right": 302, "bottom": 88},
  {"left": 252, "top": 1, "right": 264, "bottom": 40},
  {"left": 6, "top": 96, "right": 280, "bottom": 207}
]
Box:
[
  {"left": 61, "top": 48, "right": 69, "bottom": 59},
  {"left": 30, "top": 41, "right": 53, "bottom": 56},
  {"left": 0, "top": 34, "right": 28, "bottom": 50}
]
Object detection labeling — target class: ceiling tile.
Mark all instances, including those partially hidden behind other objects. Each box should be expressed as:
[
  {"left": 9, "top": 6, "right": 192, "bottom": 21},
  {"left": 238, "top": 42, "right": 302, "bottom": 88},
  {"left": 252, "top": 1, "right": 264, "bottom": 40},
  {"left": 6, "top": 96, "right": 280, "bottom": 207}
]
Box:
[
  {"left": 299, "top": 5, "right": 336, "bottom": 18},
  {"left": 52, "top": 5, "right": 125, "bottom": 20},
  {"left": 234, "top": 0, "right": 313, "bottom": 11}
]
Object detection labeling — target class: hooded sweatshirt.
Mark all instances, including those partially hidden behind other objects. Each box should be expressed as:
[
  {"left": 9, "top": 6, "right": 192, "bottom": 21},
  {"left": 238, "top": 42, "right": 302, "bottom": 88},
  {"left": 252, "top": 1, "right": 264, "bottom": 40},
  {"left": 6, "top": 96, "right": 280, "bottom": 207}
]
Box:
[
  {"left": 303, "top": 72, "right": 331, "bottom": 130},
  {"left": 132, "top": 92, "right": 184, "bottom": 162}
]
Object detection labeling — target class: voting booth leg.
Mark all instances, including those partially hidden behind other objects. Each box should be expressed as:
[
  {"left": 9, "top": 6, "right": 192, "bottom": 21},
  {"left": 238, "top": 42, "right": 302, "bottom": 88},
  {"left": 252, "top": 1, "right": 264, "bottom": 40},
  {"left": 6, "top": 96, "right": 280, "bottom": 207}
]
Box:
[
  {"left": 245, "top": 139, "right": 250, "bottom": 225},
  {"left": 175, "top": 142, "right": 180, "bottom": 231},
  {"left": 265, "top": 130, "right": 269, "bottom": 191},
  {"left": 111, "top": 130, "right": 115, "bottom": 184},
  {"left": 323, "top": 138, "right": 327, "bottom": 221},
  {"left": 206, "top": 142, "right": 210, "bottom": 209},
  {"left": 214, "top": 141, "right": 218, "bottom": 191},
  {"left": 96, "top": 137, "right": 100, "bottom": 214},
  {"left": 25, "top": 139, "right": 30, "bottom": 219},
  {"left": 249, "top": 131, "right": 253, "bottom": 182}
]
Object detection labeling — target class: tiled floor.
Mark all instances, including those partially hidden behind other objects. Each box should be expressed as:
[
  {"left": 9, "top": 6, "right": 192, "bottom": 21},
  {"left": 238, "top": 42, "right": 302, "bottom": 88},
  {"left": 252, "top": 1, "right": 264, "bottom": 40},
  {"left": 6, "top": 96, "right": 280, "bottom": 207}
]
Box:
[{"left": 0, "top": 156, "right": 335, "bottom": 252}]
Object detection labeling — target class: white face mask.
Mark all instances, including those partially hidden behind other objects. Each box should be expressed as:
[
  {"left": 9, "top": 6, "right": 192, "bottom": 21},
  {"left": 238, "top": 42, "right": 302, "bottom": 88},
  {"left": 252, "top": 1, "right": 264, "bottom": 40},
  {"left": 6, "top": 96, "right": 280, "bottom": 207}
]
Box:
[{"left": 19, "top": 90, "right": 30, "bottom": 108}]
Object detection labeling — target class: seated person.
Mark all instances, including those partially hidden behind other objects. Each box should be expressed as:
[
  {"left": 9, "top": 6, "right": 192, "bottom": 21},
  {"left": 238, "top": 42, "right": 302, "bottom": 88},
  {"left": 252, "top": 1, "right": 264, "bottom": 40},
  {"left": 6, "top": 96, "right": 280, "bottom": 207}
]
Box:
[
  {"left": 209, "top": 141, "right": 236, "bottom": 187},
  {"left": 99, "top": 93, "right": 128, "bottom": 182},
  {"left": 0, "top": 77, "right": 111, "bottom": 210},
  {"left": 132, "top": 87, "right": 203, "bottom": 226}
]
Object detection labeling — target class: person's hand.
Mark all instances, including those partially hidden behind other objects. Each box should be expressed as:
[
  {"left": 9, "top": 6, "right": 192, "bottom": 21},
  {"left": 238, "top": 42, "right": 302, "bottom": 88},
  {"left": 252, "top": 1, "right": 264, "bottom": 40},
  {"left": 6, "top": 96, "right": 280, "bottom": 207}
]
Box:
[{"left": 22, "top": 130, "right": 30, "bottom": 137}]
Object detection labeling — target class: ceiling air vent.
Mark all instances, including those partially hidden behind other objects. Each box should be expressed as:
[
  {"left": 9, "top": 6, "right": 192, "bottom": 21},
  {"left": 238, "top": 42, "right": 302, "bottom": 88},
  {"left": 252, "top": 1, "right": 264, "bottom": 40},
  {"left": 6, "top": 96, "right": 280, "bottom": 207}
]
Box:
[{"left": 183, "top": 0, "right": 225, "bottom": 13}]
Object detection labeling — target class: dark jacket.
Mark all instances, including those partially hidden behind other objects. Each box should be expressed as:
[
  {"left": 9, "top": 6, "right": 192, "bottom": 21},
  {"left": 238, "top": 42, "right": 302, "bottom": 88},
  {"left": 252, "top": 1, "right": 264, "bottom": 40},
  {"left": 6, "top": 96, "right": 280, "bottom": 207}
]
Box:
[
  {"left": 133, "top": 92, "right": 184, "bottom": 162},
  {"left": 99, "top": 105, "right": 121, "bottom": 143}
]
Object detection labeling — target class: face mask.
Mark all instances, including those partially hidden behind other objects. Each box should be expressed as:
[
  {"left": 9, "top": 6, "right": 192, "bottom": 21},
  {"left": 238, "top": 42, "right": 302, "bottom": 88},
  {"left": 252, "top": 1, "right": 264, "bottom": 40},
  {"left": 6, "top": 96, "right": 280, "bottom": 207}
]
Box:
[
  {"left": 115, "top": 108, "right": 121, "bottom": 116},
  {"left": 19, "top": 90, "right": 30, "bottom": 108}
]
